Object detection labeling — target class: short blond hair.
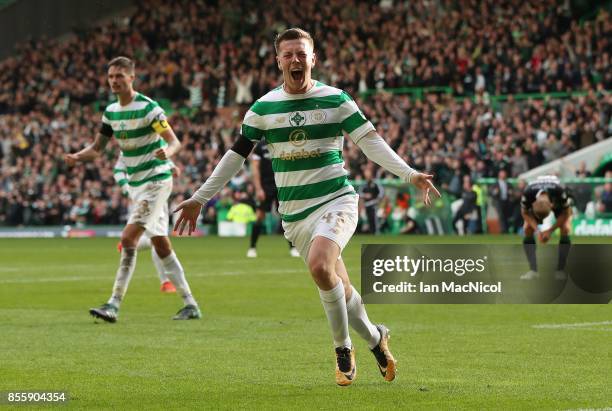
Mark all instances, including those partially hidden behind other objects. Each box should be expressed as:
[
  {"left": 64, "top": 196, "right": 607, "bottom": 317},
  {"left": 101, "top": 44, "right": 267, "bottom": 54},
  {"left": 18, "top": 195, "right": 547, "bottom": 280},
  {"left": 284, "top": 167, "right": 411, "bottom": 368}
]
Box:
[
  {"left": 274, "top": 28, "right": 314, "bottom": 54},
  {"left": 533, "top": 194, "right": 552, "bottom": 221}
]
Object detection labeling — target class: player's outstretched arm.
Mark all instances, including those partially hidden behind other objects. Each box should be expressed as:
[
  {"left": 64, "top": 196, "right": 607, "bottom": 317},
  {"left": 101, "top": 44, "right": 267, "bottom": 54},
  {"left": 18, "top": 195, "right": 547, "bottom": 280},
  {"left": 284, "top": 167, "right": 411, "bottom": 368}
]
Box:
[
  {"left": 64, "top": 133, "right": 110, "bottom": 166},
  {"left": 410, "top": 173, "right": 441, "bottom": 206},
  {"left": 173, "top": 135, "right": 255, "bottom": 235},
  {"left": 355, "top": 130, "right": 440, "bottom": 205}
]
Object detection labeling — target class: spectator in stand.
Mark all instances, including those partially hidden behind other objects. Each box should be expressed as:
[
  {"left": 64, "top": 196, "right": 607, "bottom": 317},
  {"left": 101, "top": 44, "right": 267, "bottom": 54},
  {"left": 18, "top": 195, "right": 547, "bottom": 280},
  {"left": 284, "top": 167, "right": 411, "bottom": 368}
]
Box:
[
  {"left": 598, "top": 172, "right": 612, "bottom": 215},
  {"left": 511, "top": 179, "right": 527, "bottom": 233},
  {"left": 511, "top": 147, "right": 529, "bottom": 177},
  {"left": 359, "top": 167, "right": 384, "bottom": 234},
  {"left": 452, "top": 175, "right": 480, "bottom": 235},
  {"left": 490, "top": 169, "right": 514, "bottom": 233}
]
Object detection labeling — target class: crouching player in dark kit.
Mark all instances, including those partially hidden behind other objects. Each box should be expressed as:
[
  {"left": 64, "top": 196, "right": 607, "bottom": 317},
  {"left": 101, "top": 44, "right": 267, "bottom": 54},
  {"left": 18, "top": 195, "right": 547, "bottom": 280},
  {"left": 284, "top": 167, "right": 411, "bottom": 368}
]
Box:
[{"left": 520, "top": 176, "right": 572, "bottom": 280}]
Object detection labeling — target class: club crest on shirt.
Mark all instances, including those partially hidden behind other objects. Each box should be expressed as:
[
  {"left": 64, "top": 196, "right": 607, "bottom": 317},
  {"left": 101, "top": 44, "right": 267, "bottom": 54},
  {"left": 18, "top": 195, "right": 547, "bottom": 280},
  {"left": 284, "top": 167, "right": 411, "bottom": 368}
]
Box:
[
  {"left": 118, "top": 121, "right": 128, "bottom": 139},
  {"left": 289, "top": 111, "right": 307, "bottom": 127},
  {"left": 310, "top": 110, "right": 326, "bottom": 124}
]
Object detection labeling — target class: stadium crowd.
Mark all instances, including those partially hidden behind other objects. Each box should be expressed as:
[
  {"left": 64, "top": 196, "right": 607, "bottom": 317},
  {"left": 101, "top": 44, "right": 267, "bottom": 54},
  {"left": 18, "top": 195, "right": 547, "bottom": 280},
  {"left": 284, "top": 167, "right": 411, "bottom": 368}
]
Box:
[{"left": 0, "top": 0, "right": 610, "bottom": 227}]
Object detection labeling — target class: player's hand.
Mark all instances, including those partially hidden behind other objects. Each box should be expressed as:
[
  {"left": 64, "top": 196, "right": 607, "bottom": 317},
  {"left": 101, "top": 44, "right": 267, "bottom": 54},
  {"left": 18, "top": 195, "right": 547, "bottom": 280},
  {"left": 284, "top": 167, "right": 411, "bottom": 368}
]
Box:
[
  {"left": 538, "top": 229, "right": 552, "bottom": 244},
  {"left": 171, "top": 166, "right": 181, "bottom": 178},
  {"left": 154, "top": 148, "right": 168, "bottom": 160},
  {"left": 173, "top": 198, "right": 203, "bottom": 235},
  {"left": 411, "top": 172, "right": 441, "bottom": 206},
  {"left": 64, "top": 153, "right": 79, "bottom": 167},
  {"left": 256, "top": 188, "right": 265, "bottom": 201}
]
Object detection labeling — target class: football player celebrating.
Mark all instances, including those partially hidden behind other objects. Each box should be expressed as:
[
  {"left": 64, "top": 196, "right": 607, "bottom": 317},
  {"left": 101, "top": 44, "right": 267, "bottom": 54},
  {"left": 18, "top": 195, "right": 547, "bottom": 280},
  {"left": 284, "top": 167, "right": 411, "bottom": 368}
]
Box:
[{"left": 174, "top": 28, "right": 439, "bottom": 385}]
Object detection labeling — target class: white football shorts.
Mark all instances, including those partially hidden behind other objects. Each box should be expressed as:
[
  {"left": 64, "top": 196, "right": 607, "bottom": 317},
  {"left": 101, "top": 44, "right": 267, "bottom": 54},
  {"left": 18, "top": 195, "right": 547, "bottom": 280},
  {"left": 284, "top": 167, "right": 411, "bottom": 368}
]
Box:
[
  {"left": 282, "top": 193, "right": 358, "bottom": 260},
  {"left": 127, "top": 178, "right": 172, "bottom": 237}
]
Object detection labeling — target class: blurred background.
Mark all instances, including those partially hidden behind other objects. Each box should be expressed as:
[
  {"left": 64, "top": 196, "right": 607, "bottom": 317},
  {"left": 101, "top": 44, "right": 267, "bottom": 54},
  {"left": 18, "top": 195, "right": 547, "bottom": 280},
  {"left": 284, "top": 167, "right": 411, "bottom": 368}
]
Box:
[{"left": 0, "top": 0, "right": 610, "bottom": 237}]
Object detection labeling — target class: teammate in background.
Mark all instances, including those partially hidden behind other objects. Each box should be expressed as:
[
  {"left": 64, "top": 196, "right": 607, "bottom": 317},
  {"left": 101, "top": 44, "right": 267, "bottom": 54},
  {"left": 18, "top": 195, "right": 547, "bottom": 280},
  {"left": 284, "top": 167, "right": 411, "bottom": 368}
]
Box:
[
  {"left": 520, "top": 175, "right": 572, "bottom": 280},
  {"left": 359, "top": 167, "right": 384, "bottom": 234},
  {"left": 248, "top": 140, "right": 300, "bottom": 258},
  {"left": 114, "top": 155, "right": 176, "bottom": 293},
  {"left": 64, "top": 56, "right": 201, "bottom": 322},
  {"left": 173, "top": 28, "right": 440, "bottom": 385}
]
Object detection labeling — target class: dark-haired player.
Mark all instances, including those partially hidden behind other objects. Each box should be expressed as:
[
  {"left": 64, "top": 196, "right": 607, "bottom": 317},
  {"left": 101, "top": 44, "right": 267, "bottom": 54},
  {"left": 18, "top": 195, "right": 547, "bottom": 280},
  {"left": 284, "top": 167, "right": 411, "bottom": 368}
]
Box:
[
  {"left": 64, "top": 56, "right": 200, "bottom": 322},
  {"left": 247, "top": 140, "right": 300, "bottom": 258}
]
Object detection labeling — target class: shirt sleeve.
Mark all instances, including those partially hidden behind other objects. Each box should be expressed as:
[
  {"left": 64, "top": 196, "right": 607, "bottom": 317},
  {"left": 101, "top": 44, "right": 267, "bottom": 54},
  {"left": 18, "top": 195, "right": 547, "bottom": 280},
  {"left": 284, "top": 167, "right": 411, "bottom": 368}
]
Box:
[
  {"left": 241, "top": 106, "right": 265, "bottom": 142},
  {"left": 143, "top": 103, "right": 171, "bottom": 135},
  {"left": 145, "top": 104, "right": 167, "bottom": 126},
  {"left": 338, "top": 91, "right": 375, "bottom": 144},
  {"left": 100, "top": 111, "right": 113, "bottom": 137},
  {"left": 100, "top": 123, "right": 113, "bottom": 137},
  {"left": 521, "top": 187, "right": 534, "bottom": 210},
  {"left": 553, "top": 186, "right": 571, "bottom": 212}
]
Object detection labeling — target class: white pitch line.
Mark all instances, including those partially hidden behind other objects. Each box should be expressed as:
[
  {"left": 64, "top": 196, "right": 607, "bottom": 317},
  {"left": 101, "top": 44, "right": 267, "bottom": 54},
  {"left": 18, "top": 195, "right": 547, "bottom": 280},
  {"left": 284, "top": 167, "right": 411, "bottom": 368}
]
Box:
[
  {"left": 0, "top": 268, "right": 306, "bottom": 284},
  {"left": 532, "top": 321, "right": 612, "bottom": 329},
  {"left": 0, "top": 276, "right": 108, "bottom": 284}
]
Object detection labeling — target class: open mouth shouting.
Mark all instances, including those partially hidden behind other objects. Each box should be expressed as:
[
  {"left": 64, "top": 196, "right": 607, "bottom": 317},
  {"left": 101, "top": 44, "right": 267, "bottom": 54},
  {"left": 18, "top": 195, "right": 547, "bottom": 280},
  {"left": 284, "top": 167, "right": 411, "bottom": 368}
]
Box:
[{"left": 290, "top": 67, "right": 304, "bottom": 82}]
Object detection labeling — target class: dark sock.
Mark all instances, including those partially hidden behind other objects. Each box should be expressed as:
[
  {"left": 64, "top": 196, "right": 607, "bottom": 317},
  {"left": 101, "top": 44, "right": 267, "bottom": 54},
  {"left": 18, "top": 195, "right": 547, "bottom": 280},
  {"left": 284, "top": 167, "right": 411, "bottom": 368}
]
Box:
[
  {"left": 523, "top": 236, "right": 537, "bottom": 271},
  {"left": 288, "top": 241, "right": 293, "bottom": 249},
  {"left": 250, "top": 222, "right": 262, "bottom": 248},
  {"left": 558, "top": 235, "right": 571, "bottom": 270}
]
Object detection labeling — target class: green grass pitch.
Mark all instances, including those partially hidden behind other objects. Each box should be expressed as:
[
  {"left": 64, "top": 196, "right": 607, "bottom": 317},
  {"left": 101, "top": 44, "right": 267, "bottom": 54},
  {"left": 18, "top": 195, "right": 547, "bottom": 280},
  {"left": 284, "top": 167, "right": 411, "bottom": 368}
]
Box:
[{"left": 0, "top": 235, "right": 610, "bottom": 410}]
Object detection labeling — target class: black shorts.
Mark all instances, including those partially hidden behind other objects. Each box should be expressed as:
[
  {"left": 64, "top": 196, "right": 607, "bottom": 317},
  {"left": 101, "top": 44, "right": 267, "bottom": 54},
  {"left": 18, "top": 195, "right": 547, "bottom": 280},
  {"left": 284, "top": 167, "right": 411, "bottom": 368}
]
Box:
[{"left": 256, "top": 188, "right": 278, "bottom": 213}]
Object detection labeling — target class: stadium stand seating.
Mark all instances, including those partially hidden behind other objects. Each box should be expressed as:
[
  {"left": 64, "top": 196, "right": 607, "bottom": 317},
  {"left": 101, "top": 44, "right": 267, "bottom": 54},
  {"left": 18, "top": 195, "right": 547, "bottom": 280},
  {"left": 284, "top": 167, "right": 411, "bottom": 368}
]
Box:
[{"left": 0, "top": 0, "right": 610, "bottom": 228}]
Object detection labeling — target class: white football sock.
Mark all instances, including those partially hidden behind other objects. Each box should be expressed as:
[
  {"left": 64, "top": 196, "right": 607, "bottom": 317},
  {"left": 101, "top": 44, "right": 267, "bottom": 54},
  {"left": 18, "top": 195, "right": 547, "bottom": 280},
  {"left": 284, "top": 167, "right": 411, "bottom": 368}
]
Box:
[
  {"left": 151, "top": 247, "right": 169, "bottom": 283},
  {"left": 107, "top": 247, "right": 137, "bottom": 308},
  {"left": 346, "top": 286, "right": 381, "bottom": 349},
  {"left": 161, "top": 251, "right": 197, "bottom": 306},
  {"left": 136, "top": 235, "right": 151, "bottom": 251},
  {"left": 318, "top": 281, "right": 351, "bottom": 349}
]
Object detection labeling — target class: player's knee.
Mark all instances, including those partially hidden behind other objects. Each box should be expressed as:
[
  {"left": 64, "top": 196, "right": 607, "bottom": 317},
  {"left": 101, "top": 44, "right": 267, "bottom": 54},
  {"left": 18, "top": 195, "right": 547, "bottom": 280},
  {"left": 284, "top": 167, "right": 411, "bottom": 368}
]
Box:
[
  {"left": 560, "top": 222, "right": 571, "bottom": 237},
  {"left": 154, "top": 246, "right": 171, "bottom": 259},
  {"left": 523, "top": 235, "right": 536, "bottom": 244},
  {"left": 342, "top": 280, "right": 352, "bottom": 300},
  {"left": 308, "top": 260, "right": 335, "bottom": 285},
  {"left": 120, "top": 235, "right": 137, "bottom": 249},
  {"left": 523, "top": 223, "right": 534, "bottom": 237},
  {"left": 560, "top": 227, "right": 571, "bottom": 239},
  {"left": 155, "top": 244, "right": 172, "bottom": 258},
  {"left": 151, "top": 237, "right": 172, "bottom": 258}
]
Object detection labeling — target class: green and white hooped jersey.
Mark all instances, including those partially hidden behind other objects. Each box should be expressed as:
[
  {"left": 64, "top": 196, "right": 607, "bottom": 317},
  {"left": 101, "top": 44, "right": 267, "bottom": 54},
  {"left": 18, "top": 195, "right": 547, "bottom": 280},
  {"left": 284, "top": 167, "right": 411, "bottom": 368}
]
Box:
[
  {"left": 102, "top": 93, "right": 172, "bottom": 187},
  {"left": 114, "top": 154, "right": 175, "bottom": 195},
  {"left": 241, "top": 81, "right": 375, "bottom": 222}
]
